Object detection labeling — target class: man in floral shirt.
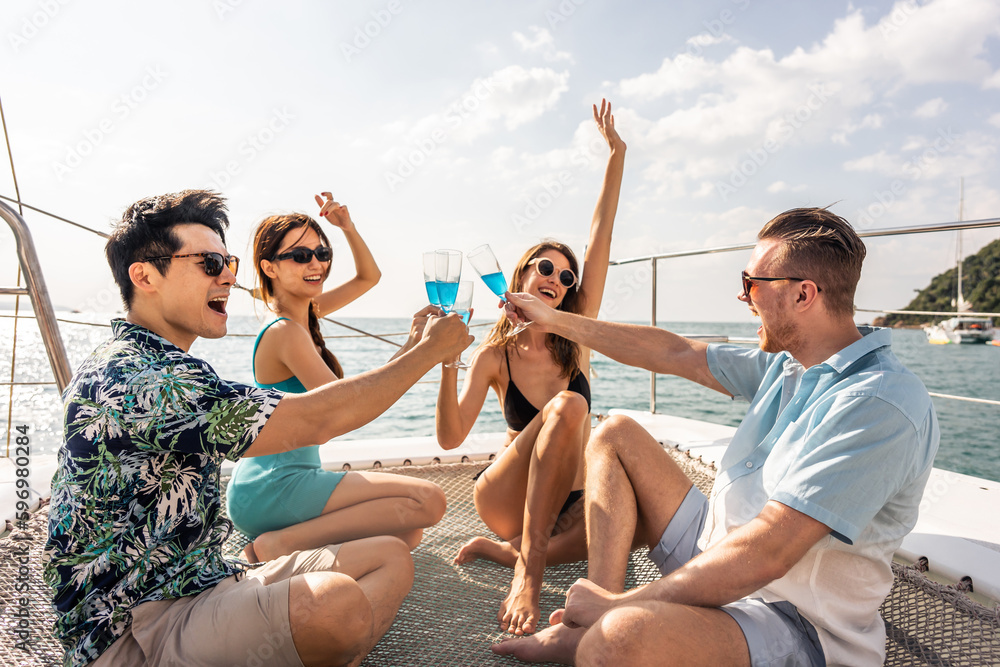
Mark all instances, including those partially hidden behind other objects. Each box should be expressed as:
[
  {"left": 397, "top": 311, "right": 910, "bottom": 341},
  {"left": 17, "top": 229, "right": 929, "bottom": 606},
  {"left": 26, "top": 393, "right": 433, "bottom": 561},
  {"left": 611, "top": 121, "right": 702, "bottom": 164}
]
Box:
[{"left": 43, "top": 190, "right": 471, "bottom": 667}]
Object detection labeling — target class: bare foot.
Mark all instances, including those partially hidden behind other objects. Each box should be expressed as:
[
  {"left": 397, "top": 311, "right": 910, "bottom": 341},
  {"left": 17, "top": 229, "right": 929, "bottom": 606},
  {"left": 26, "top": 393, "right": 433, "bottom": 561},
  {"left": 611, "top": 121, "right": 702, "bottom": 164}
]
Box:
[
  {"left": 492, "top": 622, "right": 584, "bottom": 664},
  {"left": 454, "top": 536, "right": 518, "bottom": 567},
  {"left": 498, "top": 559, "right": 541, "bottom": 635}
]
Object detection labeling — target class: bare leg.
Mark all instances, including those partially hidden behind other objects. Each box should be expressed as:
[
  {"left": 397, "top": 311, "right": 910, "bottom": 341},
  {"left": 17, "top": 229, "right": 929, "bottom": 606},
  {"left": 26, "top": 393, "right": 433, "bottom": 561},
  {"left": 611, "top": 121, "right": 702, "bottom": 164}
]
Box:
[
  {"left": 488, "top": 391, "right": 589, "bottom": 635},
  {"left": 576, "top": 601, "right": 749, "bottom": 667},
  {"left": 584, "top": 415, "right": 694, "bottom": 592},
  {"left": 251, "top": 472, "right": 447, "bottom": 561},
  {"left": 287, "top": 535, "right": 415, "bottom": 667},
  {"left": 472, "top": 391, "right": 589, "bottom": 635}
]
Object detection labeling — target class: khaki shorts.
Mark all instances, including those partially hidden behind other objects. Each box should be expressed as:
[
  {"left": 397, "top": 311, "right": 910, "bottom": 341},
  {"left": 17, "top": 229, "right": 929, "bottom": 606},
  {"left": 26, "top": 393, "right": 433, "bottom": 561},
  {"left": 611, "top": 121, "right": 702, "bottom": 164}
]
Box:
[{"left": 94, "top": 545, "right": 341, "bottom": 667}]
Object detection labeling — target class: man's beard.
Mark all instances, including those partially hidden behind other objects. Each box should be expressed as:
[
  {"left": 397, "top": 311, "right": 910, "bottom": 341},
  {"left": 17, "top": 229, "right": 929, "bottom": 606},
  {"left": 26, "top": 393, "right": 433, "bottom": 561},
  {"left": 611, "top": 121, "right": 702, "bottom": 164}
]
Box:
[{"left": 759, "top": 315, "right": 803, "bottom": 354}]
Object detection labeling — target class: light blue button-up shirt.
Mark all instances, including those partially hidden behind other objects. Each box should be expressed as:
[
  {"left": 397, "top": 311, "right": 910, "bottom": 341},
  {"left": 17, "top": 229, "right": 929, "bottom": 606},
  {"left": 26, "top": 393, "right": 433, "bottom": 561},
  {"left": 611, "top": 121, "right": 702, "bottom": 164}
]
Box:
[{"left": 704, "top": 326, "right": 939, "bottom": 665}]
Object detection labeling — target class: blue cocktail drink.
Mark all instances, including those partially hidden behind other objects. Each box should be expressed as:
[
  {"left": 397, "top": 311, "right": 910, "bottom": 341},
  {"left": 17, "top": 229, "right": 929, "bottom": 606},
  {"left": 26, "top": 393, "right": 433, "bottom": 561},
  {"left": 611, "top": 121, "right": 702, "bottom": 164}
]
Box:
[
  {"left": 480, "top": 271, "right": 508, "bottom": 299},
  {"left": 445, "top": 279, "right": 474, "bottom": 369},
  {"left": 423, "top": 252, "right": 443, "bottom": 307},
  {"left": 425, "top": 281, "right": 441, "bottom": 306},
  {"left": 435, "top": 249, "right": 462, "bottom": 313},
  {"left": 437, "top": 280, "right": 459, "bottom": 311},
  {"left": 467, "top": 244, "right": 531, "bottom": 335}
]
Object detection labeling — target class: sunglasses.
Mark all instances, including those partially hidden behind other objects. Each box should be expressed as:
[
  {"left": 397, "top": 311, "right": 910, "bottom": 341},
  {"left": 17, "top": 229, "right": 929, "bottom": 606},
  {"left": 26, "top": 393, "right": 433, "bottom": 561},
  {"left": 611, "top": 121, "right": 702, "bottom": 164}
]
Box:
[
  {"left": 741, "top": 270, "right": 820, "bottom": 300},
  {"left": 272, "top": 245, "right": 333, "bottom": 264},
  {"left": 528, "top": 258, "right": 578, "bottom": 289},
  {"left": 144, "top": 252, "right": 240, "bottom": 277}
]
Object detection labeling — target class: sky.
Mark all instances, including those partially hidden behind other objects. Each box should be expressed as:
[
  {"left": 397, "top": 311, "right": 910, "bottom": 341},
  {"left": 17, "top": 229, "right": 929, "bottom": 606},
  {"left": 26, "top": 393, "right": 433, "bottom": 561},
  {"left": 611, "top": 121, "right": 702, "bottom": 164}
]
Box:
[{"left": 2, "top": 0, "right": 999, "bottom": 325}]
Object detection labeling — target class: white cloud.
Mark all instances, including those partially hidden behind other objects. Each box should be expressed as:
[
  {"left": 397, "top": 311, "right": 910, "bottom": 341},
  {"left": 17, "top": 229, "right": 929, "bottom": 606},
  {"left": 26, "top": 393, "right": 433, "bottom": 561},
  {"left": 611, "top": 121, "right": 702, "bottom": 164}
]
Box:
[
  {"left": 619, "top": 0, "right": 998, "bottom": 106},
  {"left": 843, "top": 150, "right": 902, "bottom": 174},
  {"left": 610, "top": 0, "right": 1000, "bottom": 195},
  {"left": 832, "top": 113, "right": 885, "bottom": 144},
  {"left": 382, "top": 65, "right": 570, "bottom": 155},
  {"left": 767, "top": 181, "right": 806, "bottom": 193},
  {"left": 687, "top": 32, "right": 735, "bottom": 48},
  {"left": 512, "top": 26, "right": 574, "bottom": 63},
  {"left": 988, "top": 113, "right": 1000, "bottom": 129},
  {"left": 913, "top": 97, "right": 948, "bottom": 118}
]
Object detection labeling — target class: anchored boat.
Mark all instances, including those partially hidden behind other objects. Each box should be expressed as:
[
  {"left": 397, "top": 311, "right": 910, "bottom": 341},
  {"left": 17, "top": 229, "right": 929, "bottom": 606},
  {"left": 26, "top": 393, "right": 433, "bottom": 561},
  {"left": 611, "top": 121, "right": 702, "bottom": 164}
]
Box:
[{"left": 925, "top": 315, "right": 995, "bottom": 344}]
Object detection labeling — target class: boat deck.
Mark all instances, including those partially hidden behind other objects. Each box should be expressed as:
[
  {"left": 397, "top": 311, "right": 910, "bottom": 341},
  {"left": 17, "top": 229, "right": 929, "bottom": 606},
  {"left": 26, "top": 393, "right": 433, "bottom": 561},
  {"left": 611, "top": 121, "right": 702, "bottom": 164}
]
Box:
[
  {"left": 2, "top": 415, "right": 999, "bottom": 665},
  {"left": 2, "top": 442, "right": 1000, "bottom": 665}
]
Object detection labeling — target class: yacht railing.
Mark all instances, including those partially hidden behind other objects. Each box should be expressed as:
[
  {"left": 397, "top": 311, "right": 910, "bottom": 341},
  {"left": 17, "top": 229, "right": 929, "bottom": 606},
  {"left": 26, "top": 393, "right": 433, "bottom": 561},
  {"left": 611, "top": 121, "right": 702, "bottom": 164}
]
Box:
[
  {"left": 610, "top": 216, "right": 1000, "bottom": 414},
  {"left": 0, "top": 201, "right": 71, "bottom": 391}
]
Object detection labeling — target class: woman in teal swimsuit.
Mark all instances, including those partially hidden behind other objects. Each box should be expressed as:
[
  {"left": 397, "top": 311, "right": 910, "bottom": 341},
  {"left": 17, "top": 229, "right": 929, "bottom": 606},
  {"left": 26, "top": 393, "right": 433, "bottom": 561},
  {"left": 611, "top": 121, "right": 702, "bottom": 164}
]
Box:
[
  {"left": 435, "top": 100, "right": 626, "bottom": 636},
  {"left": 227, "top": 192, "right": 446, "bottom": 563}
]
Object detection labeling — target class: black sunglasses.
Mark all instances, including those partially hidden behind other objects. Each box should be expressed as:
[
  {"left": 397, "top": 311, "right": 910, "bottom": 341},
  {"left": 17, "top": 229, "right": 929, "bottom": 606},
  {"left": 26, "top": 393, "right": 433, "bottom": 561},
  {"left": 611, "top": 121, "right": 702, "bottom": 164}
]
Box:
[
  {"left": 143, "top": 252, "right": 239, "bottom": 277},
  {"left": 741, "top": 270, "right": 820, "bottom": 300},
  {"left": 272, "top": 245, "right": 333, "bottom": 264},
  {"left": 529, "top": 258, "right": 578, "bottom": 289}
]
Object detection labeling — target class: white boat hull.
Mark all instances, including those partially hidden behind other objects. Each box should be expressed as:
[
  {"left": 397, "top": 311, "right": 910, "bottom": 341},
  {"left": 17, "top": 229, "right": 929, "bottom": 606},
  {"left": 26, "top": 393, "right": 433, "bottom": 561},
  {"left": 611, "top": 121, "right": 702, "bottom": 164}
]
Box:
[{"left": 925, "top": 317, "right": 994, "bottom": 344}]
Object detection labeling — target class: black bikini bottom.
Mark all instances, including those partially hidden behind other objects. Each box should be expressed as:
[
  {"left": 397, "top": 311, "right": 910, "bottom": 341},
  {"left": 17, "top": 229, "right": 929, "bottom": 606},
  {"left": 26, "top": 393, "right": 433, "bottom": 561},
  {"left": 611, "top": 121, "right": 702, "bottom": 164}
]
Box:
[{"left": 558, "top": 489, "right": 584, "bottom": 519}]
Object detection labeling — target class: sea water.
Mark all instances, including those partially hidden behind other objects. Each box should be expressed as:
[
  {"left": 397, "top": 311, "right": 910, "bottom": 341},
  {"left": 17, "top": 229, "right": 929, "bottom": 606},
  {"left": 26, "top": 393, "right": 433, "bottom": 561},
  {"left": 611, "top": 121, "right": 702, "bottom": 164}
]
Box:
[{"left": 2, "top": 314, "right": 998, "bottom": 482}]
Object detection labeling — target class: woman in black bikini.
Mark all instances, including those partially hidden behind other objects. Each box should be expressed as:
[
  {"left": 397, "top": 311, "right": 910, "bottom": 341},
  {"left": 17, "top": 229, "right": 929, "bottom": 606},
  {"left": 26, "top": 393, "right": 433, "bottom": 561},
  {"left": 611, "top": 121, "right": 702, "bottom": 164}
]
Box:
[{"left": 436, "top": 99, "right": 625, "bottom": 637}]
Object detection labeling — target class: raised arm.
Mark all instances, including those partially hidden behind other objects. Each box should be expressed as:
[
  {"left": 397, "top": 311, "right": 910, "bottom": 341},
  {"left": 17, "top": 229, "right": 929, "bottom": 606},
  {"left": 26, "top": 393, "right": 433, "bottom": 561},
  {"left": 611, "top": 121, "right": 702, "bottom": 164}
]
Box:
[
  {"left": 247, "top": 313, "right": 472, "bottom": 457},
  {"left": 506, "top": 292, "right": 727, "bottom": 393},
  {"left": 312, "top": 192, "right": 382, "bottom": 317},
  {"left": 578, "top": 99, "right": 626, "bottom": 319}
]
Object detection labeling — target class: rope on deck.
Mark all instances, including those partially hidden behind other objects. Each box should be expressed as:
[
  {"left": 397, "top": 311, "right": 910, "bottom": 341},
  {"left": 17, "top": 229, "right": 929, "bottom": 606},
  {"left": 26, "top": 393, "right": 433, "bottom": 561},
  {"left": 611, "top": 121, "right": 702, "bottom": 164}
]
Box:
[{"left": 1, "top": 448, "right": 998, "bottom": 666}]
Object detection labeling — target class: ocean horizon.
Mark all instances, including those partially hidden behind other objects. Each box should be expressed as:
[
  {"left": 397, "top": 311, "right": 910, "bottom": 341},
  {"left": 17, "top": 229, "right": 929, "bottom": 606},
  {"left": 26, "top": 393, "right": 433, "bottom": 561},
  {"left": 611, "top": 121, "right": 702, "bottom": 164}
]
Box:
[{"left": 1, "top": 313, "right": 998, "bottom": 483}]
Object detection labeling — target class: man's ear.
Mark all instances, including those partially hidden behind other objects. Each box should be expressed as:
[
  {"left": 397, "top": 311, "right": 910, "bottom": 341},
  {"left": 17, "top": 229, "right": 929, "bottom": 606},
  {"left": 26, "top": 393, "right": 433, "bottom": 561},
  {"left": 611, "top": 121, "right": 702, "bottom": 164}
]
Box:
[
  {"left": 128, "top": 261, "right": 158, "bottom": 296},
  {"left": 794, "top": 281, "right": 821, "bottom": 308}
]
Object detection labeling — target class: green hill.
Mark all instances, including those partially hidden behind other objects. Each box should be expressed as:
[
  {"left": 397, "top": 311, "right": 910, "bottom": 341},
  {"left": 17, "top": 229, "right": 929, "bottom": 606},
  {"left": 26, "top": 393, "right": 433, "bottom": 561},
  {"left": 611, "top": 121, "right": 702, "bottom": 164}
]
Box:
[{"left": 874, "top": 237, "right": 1000, "bottom": 327}]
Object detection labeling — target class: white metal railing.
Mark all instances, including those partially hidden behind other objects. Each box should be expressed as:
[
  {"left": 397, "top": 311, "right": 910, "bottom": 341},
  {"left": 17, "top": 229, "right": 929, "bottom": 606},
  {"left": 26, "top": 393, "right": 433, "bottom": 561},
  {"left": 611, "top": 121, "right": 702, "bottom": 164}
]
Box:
[
  {"left": 611, "top": 216, "right": 1000, "bottom": 414},
  {"left": 0, "top": 201, "right": 71, "bottom": 390}
]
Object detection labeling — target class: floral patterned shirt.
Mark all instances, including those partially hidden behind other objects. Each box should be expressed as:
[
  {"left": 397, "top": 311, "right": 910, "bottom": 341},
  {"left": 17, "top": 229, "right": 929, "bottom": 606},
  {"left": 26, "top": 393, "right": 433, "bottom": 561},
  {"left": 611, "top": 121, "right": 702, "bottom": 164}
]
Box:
[{"left": 43, "top": 320, "right": 283, "bottom": 667}]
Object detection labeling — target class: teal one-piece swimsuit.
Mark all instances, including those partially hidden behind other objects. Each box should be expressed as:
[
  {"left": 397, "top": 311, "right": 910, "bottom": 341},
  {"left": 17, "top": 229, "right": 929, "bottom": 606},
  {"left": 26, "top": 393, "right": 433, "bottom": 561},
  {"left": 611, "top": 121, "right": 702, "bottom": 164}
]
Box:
[{"left": 225, "top": 318, "right": 347, "bottom": 538}]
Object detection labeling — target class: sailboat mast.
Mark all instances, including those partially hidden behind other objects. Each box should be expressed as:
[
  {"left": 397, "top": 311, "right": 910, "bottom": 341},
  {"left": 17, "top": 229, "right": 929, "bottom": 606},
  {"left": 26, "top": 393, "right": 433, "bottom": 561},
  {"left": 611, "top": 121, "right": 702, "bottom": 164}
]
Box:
[{"left": 956, "top": 177, "right": 965, "bottom": 312}]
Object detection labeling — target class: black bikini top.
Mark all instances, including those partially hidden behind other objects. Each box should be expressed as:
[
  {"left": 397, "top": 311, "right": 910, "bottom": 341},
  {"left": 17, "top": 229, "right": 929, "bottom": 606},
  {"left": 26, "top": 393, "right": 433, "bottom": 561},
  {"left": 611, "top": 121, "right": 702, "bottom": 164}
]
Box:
[{"left": 502, "top": 346, "right": 592, "bottom": 432}]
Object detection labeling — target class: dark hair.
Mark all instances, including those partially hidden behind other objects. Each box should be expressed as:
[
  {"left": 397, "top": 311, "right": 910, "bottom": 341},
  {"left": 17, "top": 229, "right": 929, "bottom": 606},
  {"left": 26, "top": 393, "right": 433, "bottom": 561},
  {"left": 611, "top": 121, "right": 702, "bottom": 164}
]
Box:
[
  {"left": 483, "top": 240, "right": 585, "bottom": 379},
  {"left": 105, "top": 190, "right": 229, "bottom": 309},
  {"left": 757, "top": 207, "right": 866, "bottom": 317},
  {"left": 252, "top": 213, "right": 343, "bottom": 379}
]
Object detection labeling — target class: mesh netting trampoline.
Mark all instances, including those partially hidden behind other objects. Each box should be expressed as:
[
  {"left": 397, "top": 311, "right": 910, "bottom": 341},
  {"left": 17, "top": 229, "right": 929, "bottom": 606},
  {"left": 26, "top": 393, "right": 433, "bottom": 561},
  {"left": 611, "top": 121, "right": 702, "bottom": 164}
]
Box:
[{"left": 1, "top": 446, "right": 998, "bottom": 666}]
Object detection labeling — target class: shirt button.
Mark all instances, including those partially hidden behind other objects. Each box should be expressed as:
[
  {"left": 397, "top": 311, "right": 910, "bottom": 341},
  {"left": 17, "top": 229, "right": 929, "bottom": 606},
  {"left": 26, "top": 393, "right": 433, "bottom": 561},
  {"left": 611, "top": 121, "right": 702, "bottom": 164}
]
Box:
[{"left": 745, "top": 461, "right": 753, "bottom": 469}]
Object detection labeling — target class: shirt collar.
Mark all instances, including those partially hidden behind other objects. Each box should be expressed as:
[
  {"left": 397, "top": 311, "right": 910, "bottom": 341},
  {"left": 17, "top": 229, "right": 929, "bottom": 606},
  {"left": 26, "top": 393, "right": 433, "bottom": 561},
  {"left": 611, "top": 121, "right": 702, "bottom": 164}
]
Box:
[
  {"left": 809, "top": 325, "right": 891, "bottom": 374},
  {"left": 111, "top": 318, "right": 185, "bottom": 356}
]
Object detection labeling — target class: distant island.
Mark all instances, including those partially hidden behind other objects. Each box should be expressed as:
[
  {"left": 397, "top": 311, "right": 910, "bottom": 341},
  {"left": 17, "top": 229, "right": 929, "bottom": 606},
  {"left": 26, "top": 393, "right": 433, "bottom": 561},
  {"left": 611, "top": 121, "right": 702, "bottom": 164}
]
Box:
[{"left": 874, "top": 238, "right": 1000, "bottom": 327}]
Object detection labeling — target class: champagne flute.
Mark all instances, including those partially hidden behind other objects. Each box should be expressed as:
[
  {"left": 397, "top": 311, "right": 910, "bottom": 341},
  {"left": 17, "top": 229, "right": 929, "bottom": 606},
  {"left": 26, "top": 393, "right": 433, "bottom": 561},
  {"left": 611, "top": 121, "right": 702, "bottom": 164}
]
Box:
[
  {"left": 445, "top": 280, "right": 474, "bottom": 369},
  {"left": 422, "top": 251, "right": 441, "bottom": 307},
  {"left": 467, "top": 243, "right": 530, "bottom": 335},
  {"left": 435, "top": 249, "right": 462, "bottom": 312}
]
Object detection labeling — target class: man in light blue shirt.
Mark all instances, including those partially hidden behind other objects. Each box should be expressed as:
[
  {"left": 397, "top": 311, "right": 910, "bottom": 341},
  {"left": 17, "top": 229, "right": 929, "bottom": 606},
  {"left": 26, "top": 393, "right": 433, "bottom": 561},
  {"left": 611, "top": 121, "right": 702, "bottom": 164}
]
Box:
[{"left": 496, "top": 207, "right": 939, "bottom": 666}]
